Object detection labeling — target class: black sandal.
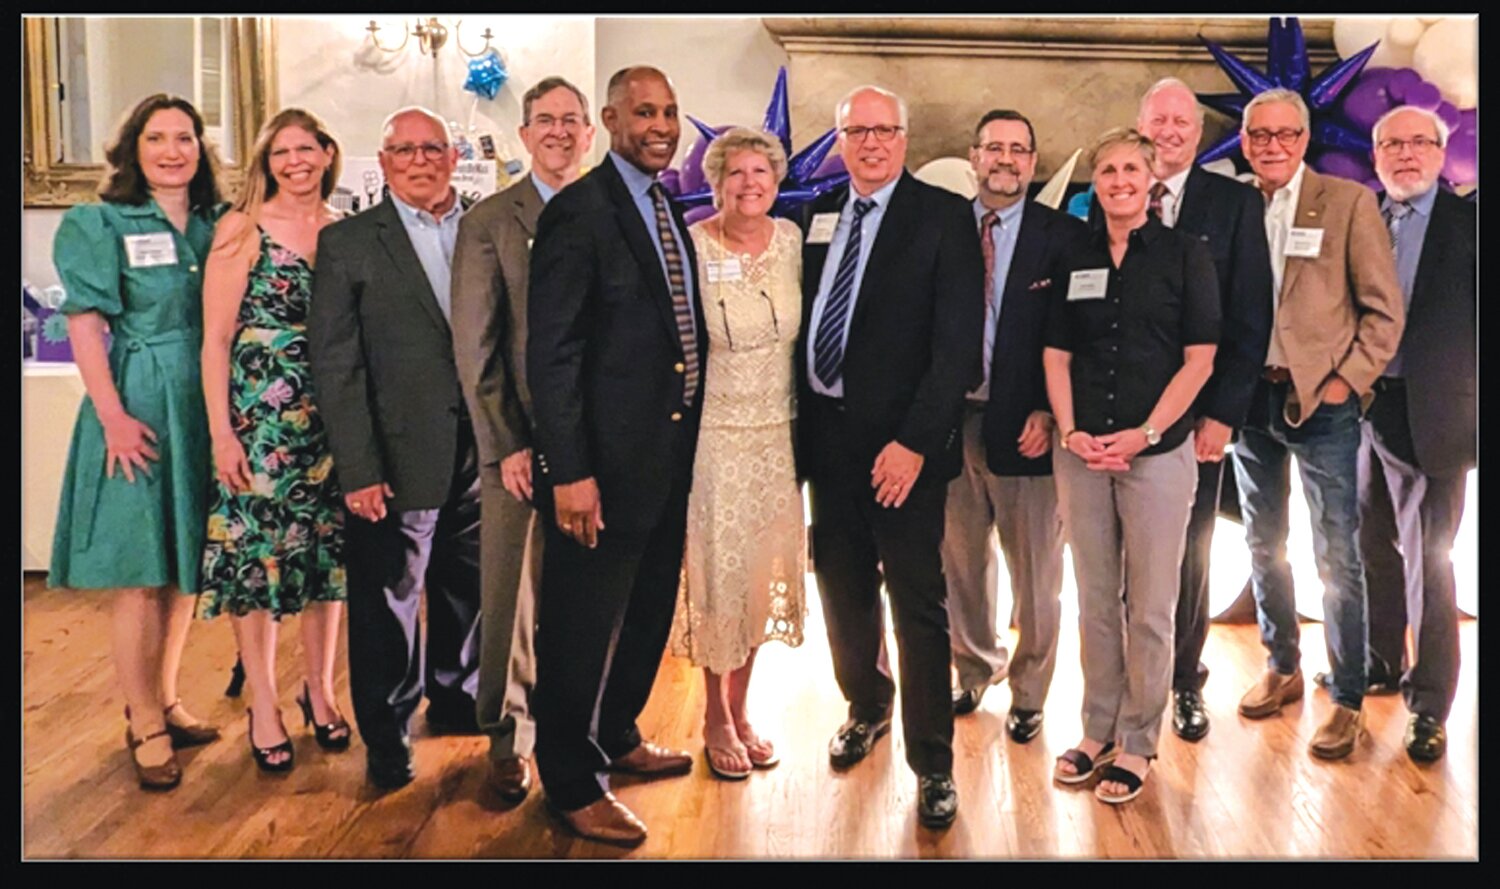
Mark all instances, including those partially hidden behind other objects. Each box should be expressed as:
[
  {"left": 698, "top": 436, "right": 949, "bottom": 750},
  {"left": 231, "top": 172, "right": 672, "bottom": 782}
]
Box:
[
  {"left": 247, "top": 709, "right": 295, "bottom": 773},
  {"left": 1095, "top": 759, "right": 1154, "bottom": 804},
  {"left": 1053, "top": 741, "right": 1117, "bottom": 785},
  {"left": 296, "top": 682, "right": 351, "bottom": 751}
]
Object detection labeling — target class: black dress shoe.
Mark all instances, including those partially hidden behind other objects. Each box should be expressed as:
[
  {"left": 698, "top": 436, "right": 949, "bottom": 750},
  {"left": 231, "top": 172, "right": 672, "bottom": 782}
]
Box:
[
  {"left": 1172, "top": 689, "right": 1210, "bottom": 742},
  {"left": 828, "top": 717, "right": 891, "bottom": 769},
  {"left": 1313, "top": 670, "right": 1401, "bottom": 696},
  {"left": 952, "top": 686, "right": 986, "bottom": 716},
  {"left": 367, "top": 739, "right": 415, "bottom": 789},
  {"left": 917, "top": 773, "right": 958, "bottom": 829},
  {"left": 1005, "top": 708, "right": 1044, "bottom": 743},
  {"left": 1404, "top": 714, "right": 1447, "bottom": 763},
  {"left": 425, "top": 701, "right": 481, "bottom": 735}
]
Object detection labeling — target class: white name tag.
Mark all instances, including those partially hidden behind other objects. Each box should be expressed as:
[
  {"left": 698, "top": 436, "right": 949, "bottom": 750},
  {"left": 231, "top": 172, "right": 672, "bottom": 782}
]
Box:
[
  {"left": 807, "top": 213, "right": 840, "bottom": 245},
  {"left": 1067, "top": 268, "right": 1110, "bottom": 301},
  {"left": 124, "top": 232, "right": 178, "bottom": 268},
  {"left": 1286, "top": 227, "right": 1324, "bottom": 258},
  {"left": 705, "top": 258, "right": 743, "bottom": 283}
]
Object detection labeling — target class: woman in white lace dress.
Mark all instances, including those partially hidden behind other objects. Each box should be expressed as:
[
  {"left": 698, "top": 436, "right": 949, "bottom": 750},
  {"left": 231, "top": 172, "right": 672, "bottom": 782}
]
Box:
[{"left": 669, "top": 128, "right": 806, "bottom": 779}]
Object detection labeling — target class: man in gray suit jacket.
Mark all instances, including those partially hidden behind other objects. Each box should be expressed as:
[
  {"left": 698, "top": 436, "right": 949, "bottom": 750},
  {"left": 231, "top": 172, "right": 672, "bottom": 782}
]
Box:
[{"left": 451, "top": 77, "right": 595, "bottom": 802}]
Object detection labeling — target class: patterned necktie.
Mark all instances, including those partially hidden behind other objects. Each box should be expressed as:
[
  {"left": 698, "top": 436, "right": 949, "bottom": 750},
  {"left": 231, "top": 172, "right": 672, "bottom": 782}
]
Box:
[
  {"left": 650, "top": 183, "right": 699, "bottom": 406},
  {"left": 812, "top": 198, "right": 876, "bottom": 390},
  {"left": 1386, "top": 200, "right": 1412, "bottom": 251},
  {"left": 1149, "top": 181, "right": 1169, "bottom": 224},
  {"left": 979, "top": 210, "right": 999, "bottom": 313}
]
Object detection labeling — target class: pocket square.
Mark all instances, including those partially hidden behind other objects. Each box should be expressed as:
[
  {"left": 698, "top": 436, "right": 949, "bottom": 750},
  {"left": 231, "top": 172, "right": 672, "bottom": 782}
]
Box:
[{"left": 1028, "top": 278, "right": 1052, "bottom": 291}]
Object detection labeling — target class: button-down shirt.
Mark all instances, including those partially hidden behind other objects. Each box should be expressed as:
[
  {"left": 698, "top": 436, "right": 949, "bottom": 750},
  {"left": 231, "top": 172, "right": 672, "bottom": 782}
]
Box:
[
  {"left": 807, "top": 176, "right": 901, "bottom": 398},
  {"left": 389, "top": 189, "right": 464, "bottom": 321},
  {"left": 1151, "top": 166, "right": 1192, "bottom": 229},
  {"left": 969, "top": 197, "right": 1025, "bottom": 401},
  {"left": 531, "top": 171, "right": 559, "bottom": 205},
  {"left": 1259, "top": 161, "right": 1306, "bottom": 368},
  {"left": 1380, "top": 184, "right": 1437, "bottom": 378},
  {"left": 1046, "top": 215, "right": 1221, "bottom": 456},
  {"left": 607, "top": 150, "right": 697, "bottom": 334}
]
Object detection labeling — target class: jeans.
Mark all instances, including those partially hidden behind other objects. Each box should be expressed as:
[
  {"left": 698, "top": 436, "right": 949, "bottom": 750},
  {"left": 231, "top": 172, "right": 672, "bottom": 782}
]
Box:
[{"left": 1232, "top": 380, "right": 1368, "bottom": 710}]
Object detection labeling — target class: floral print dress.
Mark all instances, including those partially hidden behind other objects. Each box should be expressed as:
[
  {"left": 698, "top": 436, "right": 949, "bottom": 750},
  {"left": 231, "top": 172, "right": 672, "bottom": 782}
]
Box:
[{"left": 201, "top": 229, "right": 345, "bottom": 618}]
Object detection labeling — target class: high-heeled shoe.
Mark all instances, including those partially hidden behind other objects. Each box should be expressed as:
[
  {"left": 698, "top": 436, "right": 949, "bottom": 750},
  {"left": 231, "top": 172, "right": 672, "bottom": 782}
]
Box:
[
  {"left": 125, "top": 726, "right": 182, "bottom": 791},
  {"left": 247, "top": 709, "right": 295, "bottom": 773},
  {"left": 125, "top": 702, "right": 221, "bottom": 749},
  {"left": 296, "top": 682, "right": 351, "bottom": 751}
]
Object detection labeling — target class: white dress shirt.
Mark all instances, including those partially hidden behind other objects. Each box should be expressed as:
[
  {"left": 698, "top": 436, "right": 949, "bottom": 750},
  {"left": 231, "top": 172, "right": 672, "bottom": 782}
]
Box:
[{"left": 1258, "top": 160, "right": 1307, "bottom": 369}]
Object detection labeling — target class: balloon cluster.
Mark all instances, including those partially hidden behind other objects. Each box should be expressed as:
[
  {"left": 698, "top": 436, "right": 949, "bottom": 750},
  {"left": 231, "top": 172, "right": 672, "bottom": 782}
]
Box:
[
  {"left": 659, "top": 67, "right": 849, "bottom": 225},
  {"left": 463, "top": 50, "right": 507, "bottom": 101},
  {"left": 1328, "top": 67, "right": 1476, "bottom": 189}
]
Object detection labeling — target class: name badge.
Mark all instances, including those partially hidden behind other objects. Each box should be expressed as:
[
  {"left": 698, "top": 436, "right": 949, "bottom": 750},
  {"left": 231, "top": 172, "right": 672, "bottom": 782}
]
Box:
[
  {"left": 1286, "top": 227, "right": 1324, "bottom": 258},
  {"left": 807, "top": 213, "right": 840, "bottom": 245},
  {"left": 1067, "top": 268, "right": 1109, "bottom": 301},
  {"left": 705, "top": 258, "right": 743, "bottom": 283},
  {"left": 123, "top": 233, "right": 178, "bottom": 268}
]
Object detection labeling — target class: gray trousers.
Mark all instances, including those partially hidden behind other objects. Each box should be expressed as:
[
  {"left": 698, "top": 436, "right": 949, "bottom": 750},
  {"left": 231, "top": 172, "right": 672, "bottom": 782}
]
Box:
[
  {"left": 1054, "top": 436, "right": 1197, "bottom": 757},
  {"left": 476, "top": 468, "right": 542, "bottom": 762},
  {"left": 941, "top": 407, "right": 1065, "bottom": 710}
]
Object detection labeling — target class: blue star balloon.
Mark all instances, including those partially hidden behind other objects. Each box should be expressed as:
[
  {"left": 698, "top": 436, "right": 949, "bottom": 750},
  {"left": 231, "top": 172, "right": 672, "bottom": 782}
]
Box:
[
  {"left": 1194, "top": 17, "right": 1379, "bottom": 167},
  {"left": 669, "top": 66, "right": 849, "bottom": 218},
  {"left": 463, "top": 50, "right": 507, "bottom": 101}
]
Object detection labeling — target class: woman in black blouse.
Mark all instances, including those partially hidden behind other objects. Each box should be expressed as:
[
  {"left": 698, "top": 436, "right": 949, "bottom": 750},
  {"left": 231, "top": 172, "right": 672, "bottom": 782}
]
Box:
[{"left": 1044, "top": 128, "right": 1219, "bottom": 804}]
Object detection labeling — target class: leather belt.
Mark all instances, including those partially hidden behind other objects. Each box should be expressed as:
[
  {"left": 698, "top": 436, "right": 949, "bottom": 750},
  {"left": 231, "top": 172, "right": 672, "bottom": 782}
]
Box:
[{"left": 1262, "top": 366, "right": 1292, "bottom": 384}]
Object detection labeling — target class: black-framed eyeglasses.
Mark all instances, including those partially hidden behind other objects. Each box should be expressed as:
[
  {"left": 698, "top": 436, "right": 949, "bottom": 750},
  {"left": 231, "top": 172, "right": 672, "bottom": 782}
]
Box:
[
  {"left": 382, "top": 141, "right": 451, "bottom": 167},
  {"left": 975, "top": 142, "right": 1034, "bottom": 158},
  {"left": 841, "top": 125, "right": 905, "bottom": 143},
  {"left": 718, "top": 290, "right": 781, "bottom": 352},
  {"left": 1245, "top": 128, "right": 1305, "bottom": 148},
  {"left": 1376, "top": 136, "right": 1442, "bottom": 156}
]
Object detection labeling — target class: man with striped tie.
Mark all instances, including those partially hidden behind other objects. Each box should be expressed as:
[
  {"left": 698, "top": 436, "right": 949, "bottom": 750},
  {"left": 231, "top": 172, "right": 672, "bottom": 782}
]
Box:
[
  {"left": 527, "top": 65, "right": 704, "bottom": 846},
  {"left": 797, "top": 85, "right": 985, "bottom": 829}
]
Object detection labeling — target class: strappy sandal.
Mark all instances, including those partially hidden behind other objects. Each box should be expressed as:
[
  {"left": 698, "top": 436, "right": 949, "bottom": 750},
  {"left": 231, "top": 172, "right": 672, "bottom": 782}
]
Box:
[
  {"left": 1053, "top": 741, "right": 1118, "bottom": 785},
  {"left": 126, "top": 726, "right": 182, "bottom": 791},
  {"left": 746, "top": 738, "right": 780, "bottom": 769},
  {"left": 1095, "top": 758, "right": 1154, "bottom": 804},
  {"left": 247, "top": 709, "right": 295, "bottom": 773},
  {"left": 296, "top": 682, "right": 351, "bottom": 751}
]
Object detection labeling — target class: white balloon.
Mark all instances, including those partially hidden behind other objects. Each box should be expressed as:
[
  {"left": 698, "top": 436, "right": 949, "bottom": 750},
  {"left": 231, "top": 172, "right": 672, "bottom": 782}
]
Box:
[
  {"left": 1333, "top": 17, "right": 1413, "bottom": 69},
  {"left": 914, "top": 157, "right": 977, "bottom": 200},
  {"left": 1413, "top": 17, "right": 1478, "bottom": 109},
  {"left": 1387, "top": 17, "right": 1426, "bottom": 48}
]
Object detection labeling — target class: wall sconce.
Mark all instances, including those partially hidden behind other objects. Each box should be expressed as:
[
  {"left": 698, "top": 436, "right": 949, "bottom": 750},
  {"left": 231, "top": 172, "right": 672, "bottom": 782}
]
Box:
[{"left": 365, "top": 18, "right": 495, "bottom": 58}]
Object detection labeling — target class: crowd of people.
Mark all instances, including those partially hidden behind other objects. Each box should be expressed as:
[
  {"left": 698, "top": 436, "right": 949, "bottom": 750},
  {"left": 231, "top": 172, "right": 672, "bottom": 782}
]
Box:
[{"left": 45, "top": 64, "right": 1474, "bottom": 845}]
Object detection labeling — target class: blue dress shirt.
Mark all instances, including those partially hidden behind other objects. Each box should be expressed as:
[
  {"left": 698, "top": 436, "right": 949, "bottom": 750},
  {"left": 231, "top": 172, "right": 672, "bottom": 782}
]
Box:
[
  {"left": 389, "top": 189, "right": 464, "bottom": 321},
  {"left": 970, "top": 197, "right": 1025, "bottom": 401},
  {"left": 531, "top": 172, "right": 558, "bottom": 205},
  {"left": 1380, "top": 184, "right": 1436, "bottom": 378},
  {"left": 806, "top": 176, "right": 902, "bottom": 398},
  {"left": 607, "top": 150, "right": 697, "bottom": 334}
]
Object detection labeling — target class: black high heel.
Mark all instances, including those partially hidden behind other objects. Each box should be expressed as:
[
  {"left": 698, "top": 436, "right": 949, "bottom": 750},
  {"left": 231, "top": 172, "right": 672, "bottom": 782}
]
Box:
[
  {"left": 296, "top": 682, "right": 351, "bottom": 751},
  {"left": 247, "top": 709, "right": 295, "bottom": 773}
]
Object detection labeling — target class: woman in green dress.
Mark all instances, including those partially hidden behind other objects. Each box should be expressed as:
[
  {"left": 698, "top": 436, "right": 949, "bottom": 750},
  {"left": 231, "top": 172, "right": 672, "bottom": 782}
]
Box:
[
  {"left": 50, "top": 94, "right": 226, "bottom": 790},
  {"left": 199, "top": 108, "right": 349, "bottom": 772}
]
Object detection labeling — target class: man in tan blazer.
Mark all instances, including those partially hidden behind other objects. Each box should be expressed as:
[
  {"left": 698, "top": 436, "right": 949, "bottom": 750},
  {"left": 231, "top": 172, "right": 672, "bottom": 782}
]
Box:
[
  {"left": 1230, "top": 88, "right": 1403, "bottom": 761},
  {"left": 451, "top": 76, "right": 595, "bottom": 801}
]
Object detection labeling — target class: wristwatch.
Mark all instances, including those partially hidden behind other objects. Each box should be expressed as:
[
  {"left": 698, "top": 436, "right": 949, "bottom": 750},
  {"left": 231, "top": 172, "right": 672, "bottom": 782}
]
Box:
[{"left": 1141, "top": 423, "right": 1161, "bottom": 446}]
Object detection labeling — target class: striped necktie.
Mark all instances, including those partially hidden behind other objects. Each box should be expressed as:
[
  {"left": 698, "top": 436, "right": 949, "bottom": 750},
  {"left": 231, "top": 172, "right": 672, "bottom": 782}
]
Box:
[
  {"left": 649, "top": 183, "right": 699, "bottom": 406},
  {"left": 1386, "top": 200, "right": 1412, "bottom": 251},
  {"left": 1149, "top": 181, "right": 1169, "bottom": 224},
  {"left": 812, "top": 198, "right": 876, "bottom": 390}
]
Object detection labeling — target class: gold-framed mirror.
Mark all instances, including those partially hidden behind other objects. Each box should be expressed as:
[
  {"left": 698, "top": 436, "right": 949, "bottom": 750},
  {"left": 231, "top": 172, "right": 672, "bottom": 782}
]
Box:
[{"left": 23, "top": 16, "right": 279, "bottom": 207}]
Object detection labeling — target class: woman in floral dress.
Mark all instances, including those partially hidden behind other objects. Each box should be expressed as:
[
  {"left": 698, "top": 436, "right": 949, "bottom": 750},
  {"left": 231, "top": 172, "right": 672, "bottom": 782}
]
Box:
[{"left": 200, "top": 108, "right": 349, "bottom": 771}]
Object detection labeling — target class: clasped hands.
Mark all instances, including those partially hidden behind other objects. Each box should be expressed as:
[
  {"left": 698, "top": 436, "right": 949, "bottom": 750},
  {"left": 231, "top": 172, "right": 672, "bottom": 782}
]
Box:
[{"left": 1066, "top": 427, "right": 1148, "bottom": 472}]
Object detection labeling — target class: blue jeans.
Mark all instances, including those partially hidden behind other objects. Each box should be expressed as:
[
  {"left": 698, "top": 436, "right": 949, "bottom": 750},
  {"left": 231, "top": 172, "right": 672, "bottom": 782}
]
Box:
[{"left": 1232, "top": 380, "right": 1368, "bottom": 710}]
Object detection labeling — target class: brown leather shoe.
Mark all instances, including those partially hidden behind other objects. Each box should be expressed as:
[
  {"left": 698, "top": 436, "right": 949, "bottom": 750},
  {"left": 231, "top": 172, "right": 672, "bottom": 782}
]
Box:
[
  {"left": 126, "top": 727, "right": 182, "bottom": 791},
  {"left": 555, "top": 792, "right": 648, "bottom": 846},
  {"left": 489, "top": 755, "right": 532, "bottom": 803},
  {"left": 607, "top": 741, "right": 692, "bottom": 776},
  {"left": 1309, "top": 704, "right": 1366, "bottom": 760},
  {"left": 1238, "top": 669, "right": 1304, "bottom": 719}
]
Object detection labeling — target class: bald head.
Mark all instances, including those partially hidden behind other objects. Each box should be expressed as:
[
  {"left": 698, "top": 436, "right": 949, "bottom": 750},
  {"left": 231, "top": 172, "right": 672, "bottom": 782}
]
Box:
[
  {"left": 1137, "top": 78, "right": 1204, "bottom": 178},
  {"left": 606, "top": 66, "right": 674, "bottom": 111},
  {"left": 601, "top": 65, "right": 681, "bottom": 174},
  {"left": 380, "top": 106, "right": 450, "bottom": 146}
]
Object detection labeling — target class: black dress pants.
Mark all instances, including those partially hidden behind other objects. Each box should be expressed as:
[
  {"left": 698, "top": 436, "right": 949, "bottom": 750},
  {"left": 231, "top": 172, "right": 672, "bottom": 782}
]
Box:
[{"left": 1173, "top": 458, "right": 1225, "bottom": 692}]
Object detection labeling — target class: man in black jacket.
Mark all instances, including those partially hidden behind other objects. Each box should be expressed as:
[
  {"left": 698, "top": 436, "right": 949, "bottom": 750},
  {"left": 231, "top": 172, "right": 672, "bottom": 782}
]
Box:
[
  {"left": 1135, "top": 79, "right": 1273, "bottom": 741},
  {"left": 526, "top": 66, "right": 704, "bottom": 846},
  {"left": 799, "top": 85, "right": 984, "bottom": 829},
  {"left": 942, "top": 109, "right": 1085, "bottom": 746}
]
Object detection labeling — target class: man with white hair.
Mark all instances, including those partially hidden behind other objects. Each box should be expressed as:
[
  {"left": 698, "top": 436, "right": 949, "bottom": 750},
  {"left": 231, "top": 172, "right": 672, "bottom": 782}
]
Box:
[
  {"left": 798, "top": 84, "right": 984, "bottom": 828},
  {"left": 310, "top": 106, "right": 483, "bottom": 789},
  {"left": 1231, "top": 88, "right": 1403, "bottom": 760},
  {"left": 1354, "top": 104, "right": 1474, "bottom": 763},
  {"left": 1134, "top": 78, "right": 1273, "bottom": 742}
]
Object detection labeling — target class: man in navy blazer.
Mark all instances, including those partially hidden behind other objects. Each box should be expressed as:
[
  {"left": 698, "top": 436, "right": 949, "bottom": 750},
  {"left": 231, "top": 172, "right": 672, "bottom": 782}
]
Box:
[
  {"left": 1135, "top": 79, "right": 1273, "bottom": 741},
  {"left": 1356, "top": 105, "right": 1475, "bottom": 763},
  {"left": 798, "top": 85, "right": 984, "bottom": 829},
  {"left": 942, "top": 109, "right": 1085, "bottom": 746}
]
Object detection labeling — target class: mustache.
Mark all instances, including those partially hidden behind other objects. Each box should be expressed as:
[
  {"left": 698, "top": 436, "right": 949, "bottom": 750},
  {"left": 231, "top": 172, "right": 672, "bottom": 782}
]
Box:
[{"left": 987, "top": 163, "right": 1020, "bottom": 176}]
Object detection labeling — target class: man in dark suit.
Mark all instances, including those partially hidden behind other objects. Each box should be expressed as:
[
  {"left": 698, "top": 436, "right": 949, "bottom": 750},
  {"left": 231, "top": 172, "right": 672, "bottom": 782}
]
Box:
[
  {"left": 942, "top": 109, "right": 1084, "bottom": 745},
  {"left": 799, "top": 85, "right": 984, "bottom": 829},
  {"left": 1135, "top": 78, "right": 1273, "bottom": 741},
  {"left": 451, "top": 76, "right": 596, "bottom": 804},
  {"left": 309, "top": 107, "right": 482, "bottom": 790},
  {"left": 1356, "top": 105, "right": 1475, "bottom": 763},
  {"left": 527, "top": 65, "right": 703, "bottom": 846}
]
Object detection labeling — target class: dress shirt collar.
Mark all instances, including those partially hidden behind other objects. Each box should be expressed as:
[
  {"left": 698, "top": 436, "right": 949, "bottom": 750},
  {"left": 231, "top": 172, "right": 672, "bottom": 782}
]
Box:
[
  {"left": 1259, "top": 160, "right": 1307, "bottom": 212},
  {"left": 609, "top": 150, "right": 661, "bottom": 198},
  {"left": 389, "top": 188, "right": 462, "bottom": 226},
  {"left": 1153, "top": 166, "right": 1192, "bottom": 201},
  {"left": 847, "top": 175, "right": 901, "bottom": 213},
  {"left": 1089, "top": 212, "right": 1163, "bottom": 250},
  {"left": 973, "top": 196, "right": 1026, "bottom": 229},
  {"left": 1384, "top": 183, "right": 1439, "bottom": 218},
  {"left": 531, "top": 172, "right": 559, "bottom": 205}
]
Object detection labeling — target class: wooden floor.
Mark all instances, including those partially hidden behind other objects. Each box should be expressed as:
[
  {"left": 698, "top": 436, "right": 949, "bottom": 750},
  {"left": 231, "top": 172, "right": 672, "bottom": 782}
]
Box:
[{"left": 22, "top": 572, "right": 1477, "bottom": 860}]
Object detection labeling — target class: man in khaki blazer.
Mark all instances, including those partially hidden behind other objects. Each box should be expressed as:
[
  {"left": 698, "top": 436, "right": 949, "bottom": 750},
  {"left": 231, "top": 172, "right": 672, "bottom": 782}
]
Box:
[
  {"left": 1230, "top": 88, "right": 1403, "bottom": 761},
  {"left": 451, "top": 76, "right": 595, "bottom": 802}
]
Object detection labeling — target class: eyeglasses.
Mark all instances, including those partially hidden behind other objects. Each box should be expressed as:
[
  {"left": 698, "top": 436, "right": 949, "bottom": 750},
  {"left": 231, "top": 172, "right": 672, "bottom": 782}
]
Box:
[
  {"left": 975, "top": 142, "right": 1035, "bottom": 158},
  {"left": 841, "top": 125, "right": 905, "bottom": 143},
  {"left": 1245, "top": 128, "right": 1305, "bottom": 149},
  {"left": 528, "top": 114, "right": 586, "bottom": 131},
  {"left": 382, "top": 141, "right": 451, "bottom": 167},
  {"left": 1376, "top": 136, "right": 1442, "bottom": 156},
  {"left": 718, "top": 290, "right": 781, "bottom": 352}
]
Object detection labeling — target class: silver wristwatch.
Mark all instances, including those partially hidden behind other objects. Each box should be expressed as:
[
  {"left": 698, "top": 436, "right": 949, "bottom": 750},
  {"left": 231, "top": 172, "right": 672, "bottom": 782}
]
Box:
[{"left": 1141, "top": 423, "right": 1161, "bottom": 446}]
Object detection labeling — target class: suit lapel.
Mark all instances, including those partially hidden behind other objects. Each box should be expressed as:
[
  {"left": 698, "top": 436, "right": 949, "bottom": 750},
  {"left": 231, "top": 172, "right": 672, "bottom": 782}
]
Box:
[
  {"left": 850, "top": 172, "right": 918, "bottom": 332},
  {"left": 998, "top": 203, "right": 1047, "bottom": 315},
  {"left": 1281, "top": 168, "right": 1325, "bottom": 301},
  {"left": 600, "top": 157, "right": 690, "bottom": 350},
  {"left": 1175, "top": 167, "right": 1208, "bottom": 233},
  {"left": 513, "top": 176, "right": 543, "bottom": 237},
  {"left": 374, "top": 199, "right": 450, "bottom": 337}
]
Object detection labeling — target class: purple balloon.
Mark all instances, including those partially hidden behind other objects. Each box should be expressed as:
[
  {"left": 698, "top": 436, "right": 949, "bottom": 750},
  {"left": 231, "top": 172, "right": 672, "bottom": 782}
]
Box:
[
  {"left": 1340, "top": 76, "right": 1393, "bottom": 131},
  {"left": 1443, "top": 126, "right": 1477, "bottom": 186},
  {"left": 679, "top": 125, "right": 729, "bottom": 195},
  {"left": 1357, "top": 66, "right": 1396, "bottom": 88},
  {"left": 683, "top": 204, "right": 717, "bottom": 226},
  {"left": 1386, "top": 68, "right": 1421, "bottom": 102},
  {"left": 1404, "top": 82, "right": 1442, "bottom": 111},
  {"left": 1435, "top": 101, "right": 1461, "bottom": 130},
  {"left": 657, "top": 169, "right": 681, "bottom": 196},
  {"left": 1314, "top": 148, "right": 1376, "bottom": 186},
  {"left": 812, "top": 152, "right": 847, "bottom": 181}
]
